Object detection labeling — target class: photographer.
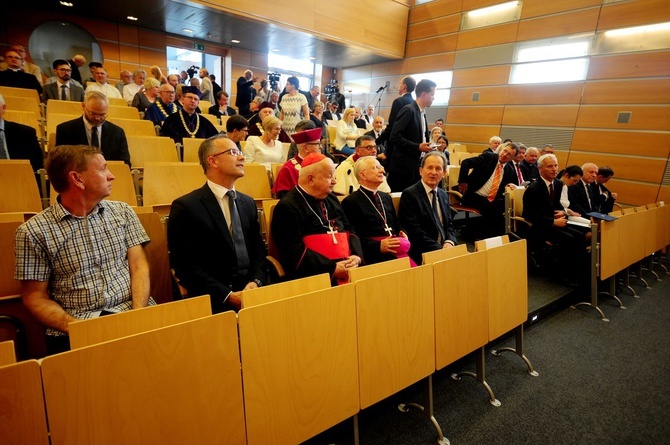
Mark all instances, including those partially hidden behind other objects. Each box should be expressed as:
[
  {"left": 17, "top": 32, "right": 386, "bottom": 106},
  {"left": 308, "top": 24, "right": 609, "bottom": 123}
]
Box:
[
  {"left": 325, "top": 80, "right": 346, "bottom": 113},
  {"left": 236, "top": 69, "right": 259, "bottom": 116}
]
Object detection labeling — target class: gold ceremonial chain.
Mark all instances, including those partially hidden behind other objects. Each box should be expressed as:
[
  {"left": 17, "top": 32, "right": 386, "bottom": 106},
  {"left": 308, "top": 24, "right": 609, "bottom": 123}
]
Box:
[
  {"left": 156, "top": 100, "right": 176, "bottom": 118},
  {"left": 179, "top": 110, "right": 200, "bottom": 138}
]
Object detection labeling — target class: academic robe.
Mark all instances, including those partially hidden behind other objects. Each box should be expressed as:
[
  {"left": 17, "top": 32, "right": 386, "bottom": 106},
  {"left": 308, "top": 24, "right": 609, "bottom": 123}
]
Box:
[
  {"left": 271, "top": 186, "right": 363, "bottom": 283},
  {"left": 160, "top": 109, "right": 219, "bottom": 144}
]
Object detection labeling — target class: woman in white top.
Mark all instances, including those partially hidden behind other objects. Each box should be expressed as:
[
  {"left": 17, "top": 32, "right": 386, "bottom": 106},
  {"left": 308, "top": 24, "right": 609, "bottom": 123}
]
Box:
[
  {"left": 558, "top": 165, "right": 584, "bottom": 216},
  {"left": 334, "top": 108, "right": 358, "bottom": 156},
  {"left": 244, "top": 115, "right": 285, "bottom": 169},
  {"left": 279, "top": 76, "right": 309, "bottom": 136}
]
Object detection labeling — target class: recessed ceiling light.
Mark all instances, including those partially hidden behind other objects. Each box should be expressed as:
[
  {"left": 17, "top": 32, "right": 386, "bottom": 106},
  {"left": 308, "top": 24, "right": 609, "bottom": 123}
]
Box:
[
  {"left": 231, "top": 39, "right": 240, "bottom": 44},
  {"left": 271, "top": 48, "right": 280, "bottom": 52},
  {"left": 183, "top": 28, "right": 194, "bottom": 33},
  {"left": 127, "top": 16, "right": 138, "bottom": 21},
  {"left": 309, "top": 57, "right": 316, "bottom": 60},
  {"left": 60, "top": 1, "right": 74, "bottom": 6}
]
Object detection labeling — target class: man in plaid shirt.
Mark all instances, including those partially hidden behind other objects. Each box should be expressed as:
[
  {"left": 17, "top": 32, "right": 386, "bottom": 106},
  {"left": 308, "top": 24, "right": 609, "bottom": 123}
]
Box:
[{"left": 15, "top": 145, "right": 154, "bottom": 355}]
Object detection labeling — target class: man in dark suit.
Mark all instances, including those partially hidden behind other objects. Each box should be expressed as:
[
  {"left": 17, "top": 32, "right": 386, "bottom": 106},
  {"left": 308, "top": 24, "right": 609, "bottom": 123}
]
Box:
[
  {"left": 354, "top": 107, "right": 367, "bottom": 129},
  {"left": 458, "top": 142, "right": 519, "bottom": 237},
  {"left": 380, "top": 76, "right": 415, "bottom": 167},
  {"left": 568, "top": 162, "right": 599, "bottom": 216},
  {"left": 0, "top": 50, "right": 42, "bottom": 94},
  {"left": 67, "top": 55, "right": 86, "bottom": 84},
  {"left": 388, "top": 78, "right": 435, "bottom": 192},
  {"left": 0, "top": 93, "right": 43, "bottom": 170},
  {"left": 505, "top": 143, "right": 526, "bottom": 186},
  {"left": 42, "top": 59, "right": 85, "bottom": 103},
  {"left": 523, "top": 154, "right": 587, "bottom": 280},
  {"left": 365, "top": 116, "right": 388, "bottom": 166},
  {"left": 168, "top": 135, "right": 267, "bottom": 313},
  {"left": 518, "top": 146, "right": 539, "bottom": 182},
  {"left": 55, "top": 91, "right": 131, "bottom": 166},
  {"left": 591, "top": 166, "right": 617, "bottom": 214},
  {"left": 208, "top": 91, "right": 237, "bottom": 118},
  {"left": 342, "top": 156, "right": 408, "bottom": 265},
  {"left": 235, "top": 69, "right": 258, "bottom": 117},
  {"left": 322, "top": 101, "right": 341, "bottom": 122},
  {"left": 399, "top": 152, "right": 457, "bottom": 265}
]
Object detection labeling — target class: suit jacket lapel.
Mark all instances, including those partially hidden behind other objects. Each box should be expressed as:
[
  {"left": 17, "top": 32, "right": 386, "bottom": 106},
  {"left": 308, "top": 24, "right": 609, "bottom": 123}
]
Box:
[{"left": 200, "top": 185, "right": 235, "bottom": 249}]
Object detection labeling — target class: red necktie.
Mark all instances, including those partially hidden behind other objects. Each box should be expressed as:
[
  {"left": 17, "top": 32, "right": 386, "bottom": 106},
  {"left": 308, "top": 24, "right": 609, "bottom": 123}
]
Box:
[{"left": 515, "top": 163, "right": 523, "bottom": 183}]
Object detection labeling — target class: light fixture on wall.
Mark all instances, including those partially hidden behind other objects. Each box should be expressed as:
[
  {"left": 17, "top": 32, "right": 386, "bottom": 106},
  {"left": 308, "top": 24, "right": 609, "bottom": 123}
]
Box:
[
  {"left": 604, "top": 21, "right": 670, "bottom": 37},
  {"left": 59, "top": 1, "right": 73, "bottom": 6},
  {"left": 467, "top": 1, "right": 519, "bottom": 18},
  {"left": 127, "top": 16, "right": 138, "bottom": 21},
  {"left": 183, "top": 28, "right": 194, "bottom": 34},
  {"left": 461, "top": 1, "right": 522, "bottom": 31},
  {"left": 231, "top": 39, "right": 240, "bottom": 44}
]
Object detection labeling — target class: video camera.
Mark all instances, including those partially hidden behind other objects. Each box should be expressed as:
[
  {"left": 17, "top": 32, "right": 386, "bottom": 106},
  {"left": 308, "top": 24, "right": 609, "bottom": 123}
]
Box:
[
  {"left": 186, "top": 65, "right": 200, "bottom": 80},
  {"left": 268, "top": 72, "right": 281, "bottom": 91},
  {"left": 323, "top": 79, "right": 339, "bottom": 96}
]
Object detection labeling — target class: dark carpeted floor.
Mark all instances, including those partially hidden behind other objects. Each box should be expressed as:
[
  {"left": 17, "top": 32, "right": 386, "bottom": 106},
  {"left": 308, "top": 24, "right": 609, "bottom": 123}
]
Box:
[{"left": 305, "top": 267, "right": 670, "bottom": 445}]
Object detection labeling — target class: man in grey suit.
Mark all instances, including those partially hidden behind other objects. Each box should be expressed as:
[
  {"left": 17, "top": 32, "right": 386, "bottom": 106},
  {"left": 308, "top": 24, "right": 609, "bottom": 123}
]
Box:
[{"left": 42, "top": 59, "right": 85, "bottom": 103}]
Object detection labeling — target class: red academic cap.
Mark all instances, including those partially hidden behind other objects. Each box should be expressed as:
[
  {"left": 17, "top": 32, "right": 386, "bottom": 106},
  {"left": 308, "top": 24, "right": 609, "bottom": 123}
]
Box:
[
  {"left": 292, "top": 127, "right": 322, "bottom": 144},
  {"left": 259, "top": 101, "right": 275, "bottom": 110}
]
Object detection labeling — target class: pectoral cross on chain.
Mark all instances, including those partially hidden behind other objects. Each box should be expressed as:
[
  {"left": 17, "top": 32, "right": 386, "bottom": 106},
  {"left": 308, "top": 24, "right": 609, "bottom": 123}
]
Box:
[
  {"left": 383, "top": 223, "right": 393, "bottom": 237},
  {"left": 327, "top": 222, "right": 338, "bottom": 244}
]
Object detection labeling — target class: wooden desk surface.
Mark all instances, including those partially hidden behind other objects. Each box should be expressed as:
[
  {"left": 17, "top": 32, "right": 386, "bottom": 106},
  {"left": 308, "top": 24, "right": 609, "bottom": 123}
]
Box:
[
  {"left": 0, "top": 360, "right": 49, "bottom": 445},
  {"left": 241, "top": 273, "right": 330, "bottom": 308},
  {"left": 433, "top": 251, "right": 489, "bottom": 370},
  {"left": 68, "top": 295, "right": 211, "bottom": 349},
  {"left": 43, "top": 312, "right": 245, "bottom": 445},
  {"left": 238, "top": 284, "right": 359, "bottom": 445},
  {"left": 355, "top": 265, "right": 435, "bottom": 409},
  {"left": 487, "top": 240, "right": 528, "bottom": 340}
]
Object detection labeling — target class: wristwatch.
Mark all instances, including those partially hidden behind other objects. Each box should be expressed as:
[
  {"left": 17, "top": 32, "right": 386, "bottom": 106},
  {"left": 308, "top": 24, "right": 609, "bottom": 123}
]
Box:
[{"left": 253, "top": 279, "right": 264, "bottom": 288}]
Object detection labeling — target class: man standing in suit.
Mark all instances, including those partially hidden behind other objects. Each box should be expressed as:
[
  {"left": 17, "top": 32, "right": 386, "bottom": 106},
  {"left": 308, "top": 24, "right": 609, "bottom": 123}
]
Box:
[
  {"left": 523, "top": 154, "right": 587, "bottom": 280},
  {"left": 168, "top": 135, "right": 267, "bottom": 313},
  {"left": 235, "top": 69, "right": 258, "bottom": 117},
  {"left": 568, "top": 162, "right": 599, "bottom": 216},
  {"left": 0, "top": 50, "right": 42, "bottom": 94},
  {"left": 591, "top": 166, "right": 617, "bottom": 214},
  {"left": 399, "top": 151, "right": 457, "bottom": 265},
  {"left": 518, "top": 146, "right": 540, "bottom": 181},
  {"left": 388, "top": 78, "right": 436, "bottom": 192},
  {"left": 55, "top": 91, "right": 131, "bottom": 166},
  {"left": 342, "top": 156, "right": 409, "bottom": 265},
  {"left": 0, "top": 93, "right": 43, "bottom": 170},
  {"left": 42, "top": 59, "right": 85, "bottom": 103},
  {"left": 458, "top": 142, "right": 519, "bottom": 237},
  {"left": 67, "top": 55, "right": 86, "bottom": 84},
  {"left": 209, "top": 91, "right": 237, "bottom": 118},
  {"left": 380, "top": 76, "right": 415, "bottom": 166}
]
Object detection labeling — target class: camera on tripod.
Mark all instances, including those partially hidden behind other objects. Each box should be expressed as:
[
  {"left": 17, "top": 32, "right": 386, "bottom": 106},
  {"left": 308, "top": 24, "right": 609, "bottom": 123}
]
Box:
[
  {"left": 186, "top": 65, "right": 200, "bottom": 80},
  {"left": 268, "top": 72, "right": 281, "bottom": 91},
  {"left": 323, "top": 79, "right": 339, "bottom": 96}
]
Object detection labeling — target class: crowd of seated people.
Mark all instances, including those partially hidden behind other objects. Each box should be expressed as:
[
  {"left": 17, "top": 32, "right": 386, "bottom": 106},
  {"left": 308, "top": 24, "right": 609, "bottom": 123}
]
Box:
[{"left": 2, "top": 52, "right": 627, "bottom": 358}]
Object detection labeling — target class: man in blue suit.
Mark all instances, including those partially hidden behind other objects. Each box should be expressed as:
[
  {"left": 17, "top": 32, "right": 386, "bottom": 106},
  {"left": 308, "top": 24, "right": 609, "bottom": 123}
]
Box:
[{"left": 399, "top": 151, "right": 457, "bottom": 265}]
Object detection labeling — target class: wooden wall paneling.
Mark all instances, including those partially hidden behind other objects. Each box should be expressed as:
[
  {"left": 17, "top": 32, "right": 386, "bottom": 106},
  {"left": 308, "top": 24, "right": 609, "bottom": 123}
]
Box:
[
  {"left": 401, "top": 53, "right": 456, "bottom": 73},
  {"left": 506, "top": 83, "right": 584, "bottom": 105},
  {"left": 447, "top": 106, "right": 505, "bottom": 124},
  {"left": 588, "top": 51, "right": 670, "bottom": 80},
  {"left": 565, "top": 151, "right": 667, "bottom": 183},
  {"left": 454, "top": 44, "right": 515, "bottom": 69},
  {"left": 99, "top": 41, "right": 121, "bottom": 61},
  {"left": 103, "top": 61, "right": 121, "bottom": 80},
  {"left": 119, "top": 44, "right": 140, "bottom": 65},
  {"left": 456, "top": 23, "right": 519, "bottom": 51},
  {"left": 449, "top": 86, "right": 508, "bottom": 105},
  {"left": 575, "top": 105, "right": 670, "bottom": 130},
  {"left": 410, "top": 0, "right": 463, "bottom": 23},
  {"left": 599, "top": 179, "right": 660, "bottom": 206},
  {"left": 452, "top": 65, "right": 511, "bottom": 88},
  {"left": 406, "top": 34, "right": 459, "bottom": 58},
  {"left": 521, "top": 0, "right": 602, "bottom": 19},
  {"left": 582, "top": 79, "right": 670, "bottom": 104},
  {"left": 597, "top": 0, "right": 670, "bottom": 31},
  {"left": 137, "top": 29, "right": 166, "bottom": 50},
  {"left": 370, "top": 60, "right": 404, "bottom": 78},
  {"left": 407, "top": 14, "right": 461, "bottom": 41},
  {"left": 516, "top": 8, "right": 601, "bottom": 42},
  {"left": 444, "top": 124, "right": 502, "bottom": 144},
  {"left": 502, "top": 105, "right": 580, "bottom": 127},
  {"left": 118, "top": 25, "right": 139, "bottom": 46},
  {"left": 657, "top": 186, "right": 670, "bottom": 204},
  {"left": 571, "top": 130, "right": 670, "bottom": 158},
  {"left": 139, "top": 48, "right": 168, "bottom": 70}
]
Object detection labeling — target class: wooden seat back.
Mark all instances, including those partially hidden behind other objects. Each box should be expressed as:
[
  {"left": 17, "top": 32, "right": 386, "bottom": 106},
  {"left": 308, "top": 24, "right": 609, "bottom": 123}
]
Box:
[
  {"left": 4, "top": 110, "right": 42, "bottom": 135},
  {"left": 108, "top": 117, "right": 156, "bottom": 136},
  {"left": 126, "top": 136, "right": 179, "bottom": 168},
  {"left": 236, "top": 163, "right": 272, "bottom": 200},
  {"left": 142, "top": 162, "right": 204, "bottom": 207},
  {"left": 0, "top": 160, "right": 41, "bottom": 213},
  {"left": 50, "top": 161, "right": 138, "bottom": 206},
  {"left": 182, "top": 137, "right": 206, "bottom": 162},
  {"left": 107, "top": 105, "right": 140, "bottom": 120},
  {"left": 241, "top": 273, "right": 330, "bottom": 308}
]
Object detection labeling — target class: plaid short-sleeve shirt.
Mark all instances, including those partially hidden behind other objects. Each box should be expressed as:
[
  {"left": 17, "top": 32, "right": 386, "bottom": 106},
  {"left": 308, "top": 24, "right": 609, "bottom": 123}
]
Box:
[{"left": 15, "top": 200, "right": 152, "bottom": 336}]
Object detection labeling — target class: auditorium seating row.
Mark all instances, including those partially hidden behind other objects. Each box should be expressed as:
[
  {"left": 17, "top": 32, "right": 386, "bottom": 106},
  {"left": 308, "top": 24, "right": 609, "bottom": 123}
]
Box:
[
  {"left": 504, "top": 187, "right": 670, "bottom": 321},
  {"left": 0, "top": 237, "right": 534, "bottom": 445}
]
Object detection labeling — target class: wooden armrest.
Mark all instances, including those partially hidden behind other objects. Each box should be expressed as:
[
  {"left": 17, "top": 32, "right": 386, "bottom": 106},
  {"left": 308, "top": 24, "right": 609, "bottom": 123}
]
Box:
[
  {"left": 266, "top": 255, "right": 285, "bottom": 279},
  {"left": 512, "top": 216, "right": 532, "bottom": 227},
  {"left": 446, "top": 190, "right": 464, "bottom": 199}
]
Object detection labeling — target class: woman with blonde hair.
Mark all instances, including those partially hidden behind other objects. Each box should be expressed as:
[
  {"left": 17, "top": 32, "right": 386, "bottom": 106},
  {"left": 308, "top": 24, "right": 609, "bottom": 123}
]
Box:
[
  {"left": 150, "top": 65, "right": 168, "bottom": 84},
  {"left": 244, "top": 115, "right": 285, "bottom": 169},
  {"left": 334, "top": 107, "right": 358, "bottom": 155},
  {"left": 131, "top": 77, "right": 161, "bottom": 112}
]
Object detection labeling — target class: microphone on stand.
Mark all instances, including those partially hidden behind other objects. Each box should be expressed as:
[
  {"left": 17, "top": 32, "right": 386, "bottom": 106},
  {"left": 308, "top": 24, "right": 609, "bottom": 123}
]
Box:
[{"left": 376, "top": 85, "right": 387, "bottom": 93}]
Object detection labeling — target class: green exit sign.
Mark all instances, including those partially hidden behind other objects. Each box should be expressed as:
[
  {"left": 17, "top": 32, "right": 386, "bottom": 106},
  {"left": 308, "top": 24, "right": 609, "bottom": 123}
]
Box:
[{"left": 193, "top": 43, "right": 205, "bottom": 51}]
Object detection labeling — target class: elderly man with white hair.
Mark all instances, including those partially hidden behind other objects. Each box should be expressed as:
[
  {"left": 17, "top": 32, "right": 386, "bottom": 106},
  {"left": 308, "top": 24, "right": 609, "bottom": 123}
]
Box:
[
  {"left": 333, "top": 135, "right": 391, "bottom": 196},
  {"left": 272, "top": 152, "right": 364, "bottom": 284}
]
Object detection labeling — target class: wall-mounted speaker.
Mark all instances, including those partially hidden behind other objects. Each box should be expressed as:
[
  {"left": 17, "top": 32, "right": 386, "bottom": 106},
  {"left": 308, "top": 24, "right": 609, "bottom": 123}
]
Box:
[{"left": 472, "top": 92, "right": 480, "bottom": 102}]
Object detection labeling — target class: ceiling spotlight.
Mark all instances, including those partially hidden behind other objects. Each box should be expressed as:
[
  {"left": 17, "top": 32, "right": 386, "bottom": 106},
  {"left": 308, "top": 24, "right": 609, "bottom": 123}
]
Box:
[
  {"left": 127, "top": 16, "right": 138, "bottom": 21},
  {"left": 183, "top": 28, "right": 194, "bottom": 33},
  {"left": 271, "top": 48, "right": 280, "bottom": 52},
  {"left": 309, "top": 57, "right": 316, "bottom": 60},
  {"left": 59, "top": 1, "right": 74, "bottom": 6},
  {"left": 231, "top": 39, "right": 240, "bottom": 44}
]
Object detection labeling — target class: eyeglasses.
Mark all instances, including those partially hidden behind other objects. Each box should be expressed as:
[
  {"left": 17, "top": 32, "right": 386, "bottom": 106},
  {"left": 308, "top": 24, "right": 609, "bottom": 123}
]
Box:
[
  {"left": 363, "top": 165, "right": 385, "bottom": 172},
  {"left": 211, "top": 148, "right": 242, "bottom": 157},
  {"left": 84, "top": 108, "right": 108, "bottom": 118},
  {"left": 357, "top": 145, "right": 377, "bottom": 151},
  {"left": 57, "top": 68, "right": 72, "bottom": 72},
  {"left": 304, "top": 142, "right": 323, "bottom": 149}
]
